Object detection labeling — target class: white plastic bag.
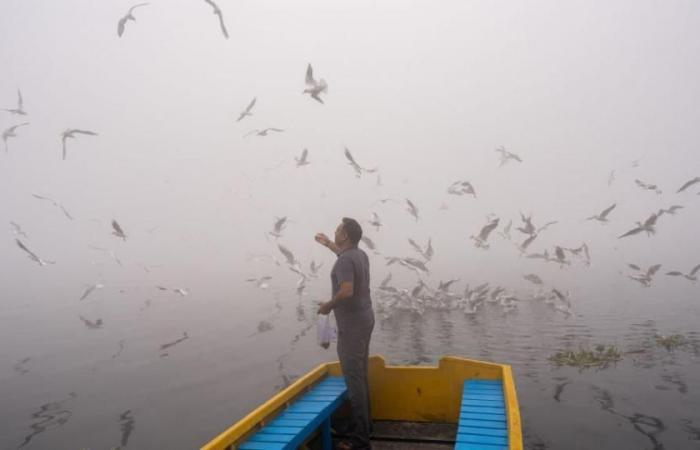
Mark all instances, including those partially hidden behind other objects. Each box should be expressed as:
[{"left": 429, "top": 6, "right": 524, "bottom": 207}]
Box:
[{"left": 316, "top": 314, "right": 337, "bottom": 349}]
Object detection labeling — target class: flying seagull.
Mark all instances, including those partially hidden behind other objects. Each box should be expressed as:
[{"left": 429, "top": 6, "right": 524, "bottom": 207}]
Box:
[
  {"left": 676, "top": 176, "right": 700, "bottom": 193},
  {"left": 3, "top": 89, "right": 27, "bottom": 115},
  {"left": 294, "top": 148, "right": 310, "bottom": 167},
  {"left": 236, "top": 97, "right": 256, "bottom": 122},
  {"left": 79, "top": 283, "right": 105, "bottom": 301},
  {"left": 634, "top": 179, "right": 662, "bottom": 194},
  {"left": 586, "top": 203, "right": 616, "bottom": 223},
  {"left": 471, "top": 217, "right": 499, "bottom": 249},
  {"left": 657, "top": 205, "right": 684, "bottom": 217},
  {"left": 15, "top": 239, "right": 54, "bottom": 266},
  {"left": 112, "top": 220, "right": 127, "bottom": 240},
  {"left": 268, "top": 216, "right": 287, "bottom": 238},
  {"left": 2, "top": 122, "right": 29, "bottom": 152},
  {"left": 368, "top": 212, "right": 382, "bottom": 231},
  {"left": 61, "top": 129, "right": 98, "bottom": 160},
  {"left": 31, "top": 194, "right": 73, "bottom": 220},
  {"left": 447, "top": 180, "right": 477, "bottom": 197},
  {"left": 277, "top": 244, "right": 298, "bottom": 266},
  {"left": 203, "top": 0, "right": 229, "bottom": 38},
  {"left": 666, "top": 263, "right": 700, "bottom": 282},
  {"left": 405, "top": 199, "right": 419, "bottom": 221},
  {"left": 495, "top": 146, "right": 522, "bottom": 167},
  {"left": 244, "top": 127, "right": 284, "bottom": 137},
  {"left": 618, "top": 213, "right": 658, "bottom": 239},
  {"left": 627, "top": 263, "right": 662, "bottom": 287},
  {"left": 408, "top": 238, "right": 433, "bottom": 261},
  {"left": 360, "top": 235, "right": 378, "bottom": 253},
  {"left": 117, "top": 3, "right": 149, "bottom": 37},
  {"left": 303, "top": 63, "right": 328, "bottom": 104},
  {"left": 343, "top": 147, "right": 377, "bottom": 178},
  {"left": 10, "top": 221, "right": 28, "bottom": 238},
  {"left": 523, "top": 274, "right": 543, "bottom": 285}
]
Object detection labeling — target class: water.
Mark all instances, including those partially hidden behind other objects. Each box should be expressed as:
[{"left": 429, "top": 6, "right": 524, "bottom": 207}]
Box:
[{"left": 1, "top": 280, "right": 698, "bottom": 449}]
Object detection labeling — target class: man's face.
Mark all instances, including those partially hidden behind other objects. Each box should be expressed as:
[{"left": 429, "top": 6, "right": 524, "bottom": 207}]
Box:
[{"left": 334, "top": 223, "right": 347, "bottom": 246}]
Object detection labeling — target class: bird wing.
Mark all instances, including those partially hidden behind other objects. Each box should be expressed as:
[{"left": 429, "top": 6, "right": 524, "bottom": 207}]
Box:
[
  {"left": 305, "top": 64, "right": 315, "bottom": 86},
  {"left": 666, "top": 271, "right": 683, "bottom": 276},
  {"left": 310, "top": 93, "right": 325, "bottom": 104},
  {"left": 245, "top": 97, "right": 256, "bottom": 113},
  {"left": 537, "top": 221, "right": 558, "bottom": 234},
  {"left": 111, "top": 220, "right": 125, "bottom": 236},
  {"left": 689, "top": 263, "right": 700, "bottom": 276},
  {"left": 627, "top": 263, "right": 641, "bottom": 271},
  {"left": 647, "top": 264, "right": 662, "bottom": 277},
  {"left": 277, "top": 244, "right": 295, "bottom": 265},
  {"left": 268, "top": 128, "right": 284, "bottom": 132},
  {"left": 479, "top": 219, "right": 499, "bottom": 240},
  {"left": 117, "top": 16, "right": 128, "bottom": 36},
  {"left": 520, "top": 234, "right": 537, "bottom": 250},
  {"left": 600, "top": 203, "right": 616, "bottom": 219},
  {"left": 129, "top": 3, "right": 150, "bottom": 14},
  {"left": 17, "top": 89, "right": 23, "bottom": 110},
  {"left": 677, "top": 176, "right": 700, "bottom": 193},
  {"left": 72, "top": 129, "right": 98, "bottom": 136},
  {"left": 619, "top": 226, "right": 642, "bottom": 239},
  {"left": 360, "top": 236, "right": 375, "bottom": 250},
  {"left": 15, "top": 239, "right": 40, "bottom": 261},
  {"left": 343, "top": 147, "right": 358, "bottom": 165},
  {"left": 425, "top": 239, "right": 434, "bottom": 260},
  {"left": 215, "top": 8, "right": 229, "bottom": 38},
  {"left": 510, "top": 152, "right": 523, "bottom": 162},
  {"left": 407, "top": 239, "right": 422, "bottom": 254},
  {"left": 243, "top": 129, "right": 259, "bottom": 137},
  {"left": 644, "top": 213, "right": 658, "bottom": 227},
  {"left": 62, "top": 137, "right": 68, "bottom": 160}
]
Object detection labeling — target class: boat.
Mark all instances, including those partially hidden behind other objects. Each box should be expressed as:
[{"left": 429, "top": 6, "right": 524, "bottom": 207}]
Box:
[{"left": 202, "top": 355, "right": 522, "bottom": 450}]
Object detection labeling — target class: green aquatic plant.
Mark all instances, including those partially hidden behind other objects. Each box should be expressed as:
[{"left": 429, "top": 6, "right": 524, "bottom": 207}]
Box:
[
  {"left": 549, "top": 344, "right": 622, "bottom": 369},
  {"left": 655, "top": 334, "right": 687, "bottom": 351}
]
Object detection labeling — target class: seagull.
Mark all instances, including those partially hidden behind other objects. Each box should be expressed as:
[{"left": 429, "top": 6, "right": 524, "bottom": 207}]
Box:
[
  {"left": 676, "top": 176, "right": 700, "bottom": 193},
  {"left": 516, "top": 212, "right": 535, "bottom": 235},
  {"left": 586, "top": 203, "right": 616, "bottom": 223},
  {"left": 31, "top": 194, "right": 73, "bottom": 220},
  {"left": 246, "top": 276, "right": 272, "bottom": 289},
  {"left": 385, "top": 256, "right": 429, "bottom": 274},
  {"left": 554, "top": 246, "right": 569, "bottom": 267},
  {"left": 523, "top": 274, "right": 543, "bottom": 285},
  {"left": 277, "top": 244, "right": 298, "bottom": 266},
  {"left": 437, "top": 278, "right": 460, "bottom": 292},
  {"left": 627, "top": 264, "right": 662, "bottom": 287},
  {"left": 294, "top": 148, "right": 310, "bottom": 167},
  {"left": 519, "top": 233, "right": 538, "bottom": 252},
  {"left": 360, "top": 235, "right": 378, "bottom": 252},
  {"left": 408, "top": 238, "right": 433, "bottom": 260},
  {"left": 526, "top": 249, "right": 551, "bottom": 261},
  {"left": 173, "top": 288, "right": 189, "bottom": 296},
  {"left": 15, "top": 239, "right": 54, "bottom": 266},
  {"left": 309, "top": 260, "right": 324, "bottom": 277},
  {"left": 566, "top": 243, "right": 591, "bottom": 267},
  {"left": 2, "top": 89, "right": 27, "bottom": 115},
  {"left": 618, "top": 213, "right": 658, "bottom": 239},
  {"left": 368, "top": 212, "right": 382, "bottom": 231},
  {"left": 657, "top": 205, "right": 684, "bottom": 217},
  {"left": 499, "top": 220, "right": 512, "bottom": 240},
  {"left": 79, "top": 315, "right": 104, "bottom": 329},
  {"left": 343, "top": 147, "right": 377, "bottom": 178},
  {"left": 61, "top": 129, "right": 98, "bottom": 160},
  {"left": 117, "top": 3, "right": 149, "bottom": 37},
  {"left": 236, "top": 97, "right": 256, "bottom": 122},
  {"left": 268, "top": 216, "right": 287, "bottom": 238},
  {"left": 495, "top": 146, "right": 522, "bottom": 167},
  {"left": 303, "top": 63, "right": 328, "bottom": 104},
  {"left": 405, "top": 199, "right": 419, "bottom": 221},
  {"left": 2, "top": 122, "right": 29, "bottom": 152},
  {"left": 203, "top": 0, "right": 229, "bottom": 38},
  {"left": 447, "top": 180, "right": 477, "bottom": 198},
  {"left": 79, "top": 283, "right": 105, "bottom": 301},
  {"left": 10, "top": 221, "right": 28, "bottom": 238},
  {"left": 634, "top": 179, "right": 662, "bottom": 194},
  {"left": 666, "top": 263, "right": 700, "bottom": 282},
  {"left": 244, "top": 127, "right": 284, "bottom": 137},
  {"left": 471, "top": 217, "right": 499, "bottom": 249},
  {"left": 112, "top": 220, "right": 127, "bottom": 240}
]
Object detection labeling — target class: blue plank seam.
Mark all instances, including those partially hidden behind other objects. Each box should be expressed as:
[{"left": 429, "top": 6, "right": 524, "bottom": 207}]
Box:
[
  {"left": 238, "top": 376, "right": 347, "bottom": 450},
  {"left": 454, "top": 379, "right": 508, "bottom": 450}
]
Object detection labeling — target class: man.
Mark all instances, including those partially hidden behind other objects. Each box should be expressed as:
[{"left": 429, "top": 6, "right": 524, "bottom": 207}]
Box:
[{"left": 316, "top": 217, "right": 375, "bottom": 450}]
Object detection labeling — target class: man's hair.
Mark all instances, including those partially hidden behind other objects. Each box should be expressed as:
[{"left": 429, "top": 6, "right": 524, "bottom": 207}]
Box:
[{"left": 342, "top": 217, "right": 363, "bottom": 245}]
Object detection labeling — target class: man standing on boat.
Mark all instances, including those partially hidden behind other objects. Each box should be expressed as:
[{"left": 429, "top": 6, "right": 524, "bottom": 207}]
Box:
[{"left": 316, "top": 217, "right": 375, "bottom": 450}]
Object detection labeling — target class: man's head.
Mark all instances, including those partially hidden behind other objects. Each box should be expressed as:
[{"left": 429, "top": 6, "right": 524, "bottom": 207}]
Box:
[{"left": 335, "top": 217, "right": 362, "bottom": 247}]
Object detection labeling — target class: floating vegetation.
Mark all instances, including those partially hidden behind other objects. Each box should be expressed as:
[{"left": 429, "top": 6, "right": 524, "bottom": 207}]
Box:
[
  {"left": 549, "top": 344, "right": 622, "bottom": 369},
  {"left": 655, "top": 334, "right": 688, "bottom": 351}
]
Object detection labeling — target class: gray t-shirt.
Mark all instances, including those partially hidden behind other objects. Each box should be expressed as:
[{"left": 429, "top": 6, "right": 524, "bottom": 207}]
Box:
[{"left": 331, "top": 247, "right": 373, "bottom": 319}]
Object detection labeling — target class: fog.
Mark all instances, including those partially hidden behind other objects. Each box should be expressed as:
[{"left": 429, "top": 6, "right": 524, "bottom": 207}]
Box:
[{"left": 1, "top": 1, "right": 699, "bottom": 449}]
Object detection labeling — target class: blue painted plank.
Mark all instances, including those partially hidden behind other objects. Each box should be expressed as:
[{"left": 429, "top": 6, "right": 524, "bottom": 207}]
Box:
[
  {"left": 267, "top": 418, "right": 309, "bottom": 428},
  {"left": 460, "top": 407, "right": 505, "bottom": 416},
  {"left": 261, "top": 426, "right": 304, "bottom": 435},
  {"left": 278, "top": 412, "right": 316, "bottom": 421},
  {"left": 465, "top": 384, "right": 502, "bottom": 391},
  {"left": 454, "top": 443, "right": 507, "bottom": 450},
  {"left": 461, "top": 399, "right": 504, "bottom": 406},
  {"left": 458, "top": 426, "right": 508, "bottom": 438},
  {"left": 459, "top": 412, "right": 506, "bottom": 422},
  {"left": 463, "top": 395, "right": 504, "bottom": 402},
  {"left": 286, "top": 401, "right": 327, "bottom": 413},
  {"left": 458, "top": 419, "right": 507, "bottom": 429},
  {"left": 239, "top": 442, "right": 287, "bottom": 450},
  {"left": 247, "top": 433, "right": 294, "bottom": 443},
  {"left": 456, "top": 433, "right": 508, "bottom": 446},
  {"left": 301, "top": 394, "right": 341, "bottom": 402}
]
